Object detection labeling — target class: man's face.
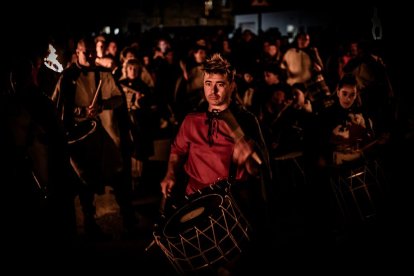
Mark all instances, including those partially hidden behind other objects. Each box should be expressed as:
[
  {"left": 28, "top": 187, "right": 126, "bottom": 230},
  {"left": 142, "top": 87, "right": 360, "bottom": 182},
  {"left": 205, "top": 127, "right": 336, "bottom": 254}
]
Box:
[
  {"left": 96, "top": 40, "right": 105, "bottom": 57},
  {"left": 337, "top": 84, "right": 357, "bottom": 109},
  {"left": 126, "top": 64, "right": 139, "bottom": 79},
  {"left": 264, "top": 71, "right": 280, "bottom": 85},
  {"left": 76, "top": 42, "right": 95, "bottom": 67},
  {"left": 107, "top": 42, "right": 118, "bottom": 56},
  {"left": 297, "top": 34, "right": 310, "bottom": 49},
  {"left": 194, "top": 49, "right": 206, "bottom": 64},
  {"left": 158, "top": 39, "right": 169, "bottom": 53},
  {"left": 203, "top": 72, "right": 232, "bottom": 111}
]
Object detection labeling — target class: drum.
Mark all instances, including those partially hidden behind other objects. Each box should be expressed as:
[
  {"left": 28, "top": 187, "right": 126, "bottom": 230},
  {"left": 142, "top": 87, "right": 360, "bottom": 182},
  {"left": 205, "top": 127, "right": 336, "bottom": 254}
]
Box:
[
  {"left": 273, "top": 151, "right": 306, "bottom": 189},
  {"left": 330, "top": 159, "right": 384, "bottom": 222},
  {"left": 153, "top": 179, "right": 251, "bottom": 274},
  {"left": 67, "top": 119, "right": 97, "bottom": 145}
]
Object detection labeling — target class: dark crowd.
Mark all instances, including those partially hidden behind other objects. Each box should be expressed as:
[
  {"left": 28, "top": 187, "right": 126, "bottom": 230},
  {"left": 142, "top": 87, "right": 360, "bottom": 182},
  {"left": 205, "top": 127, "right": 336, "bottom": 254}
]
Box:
[{"left": 1, "top": 11, "right": 412, "bottom": 275}]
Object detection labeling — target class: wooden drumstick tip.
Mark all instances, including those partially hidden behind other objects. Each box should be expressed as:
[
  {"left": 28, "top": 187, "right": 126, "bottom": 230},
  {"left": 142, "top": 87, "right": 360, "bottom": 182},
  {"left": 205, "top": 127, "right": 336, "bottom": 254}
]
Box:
[
  {"left": 251, "top": 152, "right": 262, "bottom": 165},
  {"left": 145, "top": 240, "right": 155, "bottom": 252}
]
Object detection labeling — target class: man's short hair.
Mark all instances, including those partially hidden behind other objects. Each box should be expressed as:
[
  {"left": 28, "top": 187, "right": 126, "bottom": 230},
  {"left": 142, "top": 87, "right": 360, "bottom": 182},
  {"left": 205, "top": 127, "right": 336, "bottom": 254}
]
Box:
[
  {"left": 125, "top": 58, "right": 140, "bottom": 67},
  {"left": 203, "top": 53, "right": 235, "bottom": 82},
  {"left": 94, "top": 35, "right": 106, "bottom": 44},
  {"left": 337, "top": 73, "right": 357, "bottom": 90}
]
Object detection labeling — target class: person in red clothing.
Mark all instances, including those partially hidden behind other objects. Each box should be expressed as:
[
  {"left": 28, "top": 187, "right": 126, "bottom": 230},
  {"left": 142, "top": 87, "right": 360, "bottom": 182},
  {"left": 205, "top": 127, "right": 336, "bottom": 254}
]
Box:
[
  {"left": 160, "top": 53, "right": 272, "bottom": 275},
  {"left": 161, "top": 53, "right": 270, "bottom": 199}
]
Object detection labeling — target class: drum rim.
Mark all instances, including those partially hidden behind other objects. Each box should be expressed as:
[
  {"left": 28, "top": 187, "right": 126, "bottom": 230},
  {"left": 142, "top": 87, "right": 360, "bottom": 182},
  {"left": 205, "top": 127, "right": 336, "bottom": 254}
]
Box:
[{"left": 67, "top": 119, "right": 97, "bottom": 144}]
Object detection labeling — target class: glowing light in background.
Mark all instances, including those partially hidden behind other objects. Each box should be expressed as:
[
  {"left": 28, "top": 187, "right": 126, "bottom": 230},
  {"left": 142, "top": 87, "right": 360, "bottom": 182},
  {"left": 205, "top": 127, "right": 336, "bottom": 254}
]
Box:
[
  {"left": 103, "top": 26, "right": 111, "bottom": 34},
  {"left": 44, "top": 44, "right": 63, "bottom": 73}
]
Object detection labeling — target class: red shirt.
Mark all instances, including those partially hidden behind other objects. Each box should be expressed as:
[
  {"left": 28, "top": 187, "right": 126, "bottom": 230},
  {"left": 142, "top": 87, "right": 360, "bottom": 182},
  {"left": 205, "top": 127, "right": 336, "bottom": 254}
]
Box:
[{"left": 171, "top": 112, "right": 249, "bottom": 194}]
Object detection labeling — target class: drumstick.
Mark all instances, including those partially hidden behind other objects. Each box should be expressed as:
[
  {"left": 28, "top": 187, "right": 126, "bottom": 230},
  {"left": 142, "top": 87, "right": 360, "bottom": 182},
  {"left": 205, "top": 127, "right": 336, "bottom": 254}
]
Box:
[
  {"left": 159, "top": 195, "right": 167, "bottom": 216},
  {"left": 219, "top": 109, "right": 262, "bottom": 165},
  {"left": 89, "top": 79, "right": 102, "bottom": 108},
  {"left": 145, "top": 240, "right": 155, "bottom": 252},
  {"left": 159, "top": 194, "right": 177, "bottom": 219}
]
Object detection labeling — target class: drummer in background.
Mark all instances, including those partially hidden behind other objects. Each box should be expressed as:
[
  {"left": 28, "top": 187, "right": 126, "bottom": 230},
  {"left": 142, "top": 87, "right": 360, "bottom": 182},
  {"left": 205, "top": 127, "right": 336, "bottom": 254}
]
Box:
[
  {"left": 318, "top": 73, "right": 376, "bottom": 166},
  {"left": 160, "top": 53, "right": 273, "bottom": 275},
  {"left": 52, "top": 38, "right": 138, "bottom": 240},
  {"left": 311, "top": 74, "right": 376, "bottom": 246}
]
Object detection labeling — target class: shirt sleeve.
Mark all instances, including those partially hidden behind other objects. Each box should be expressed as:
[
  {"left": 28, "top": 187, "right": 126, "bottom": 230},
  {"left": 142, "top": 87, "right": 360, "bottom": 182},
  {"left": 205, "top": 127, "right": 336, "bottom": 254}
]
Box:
[{"left": 170, "top": 116, "right": 191, "bottom": 158}]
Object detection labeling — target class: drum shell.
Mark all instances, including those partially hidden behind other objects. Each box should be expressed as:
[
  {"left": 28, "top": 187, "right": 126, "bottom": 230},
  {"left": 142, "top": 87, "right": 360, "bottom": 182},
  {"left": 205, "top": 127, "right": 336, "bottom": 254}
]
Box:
[
  {"left": 154, "top": 180, "right": 251, "bottom": 274},
  {"left": 67, "top": 119, "right": 122, "bottom": 193}
]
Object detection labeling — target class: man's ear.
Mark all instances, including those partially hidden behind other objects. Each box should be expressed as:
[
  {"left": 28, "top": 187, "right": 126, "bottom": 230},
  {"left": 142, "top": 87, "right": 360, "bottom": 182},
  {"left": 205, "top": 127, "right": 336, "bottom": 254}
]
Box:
[{"left": 229, "top": 81, "right": 236, "bottom": 91}]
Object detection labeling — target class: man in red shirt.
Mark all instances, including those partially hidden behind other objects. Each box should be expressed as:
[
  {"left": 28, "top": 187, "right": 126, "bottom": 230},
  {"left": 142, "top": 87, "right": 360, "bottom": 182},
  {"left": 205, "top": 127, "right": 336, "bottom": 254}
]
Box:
[
  {"left": 161, "top": 53, "right": 269, "bottom": 196},
  {"left": 160, "top": 53, "right": 272, "bottom": 275}
]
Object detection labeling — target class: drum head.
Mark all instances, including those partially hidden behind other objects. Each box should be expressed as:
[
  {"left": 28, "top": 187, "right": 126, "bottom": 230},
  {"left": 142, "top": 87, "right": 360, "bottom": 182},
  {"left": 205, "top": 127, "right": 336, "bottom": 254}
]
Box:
[
  {"left": 164, "top": 193, "right": 223, "bottom": 238},
  {"left": 67, "top": 120, "right": 97, "bottom": 144}
]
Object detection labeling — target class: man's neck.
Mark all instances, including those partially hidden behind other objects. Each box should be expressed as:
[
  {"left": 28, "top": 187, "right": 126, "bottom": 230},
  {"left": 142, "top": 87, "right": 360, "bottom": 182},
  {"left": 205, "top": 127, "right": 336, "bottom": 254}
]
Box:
[{"left": 208, "top": 104, "right": 229, "bottom": 112}]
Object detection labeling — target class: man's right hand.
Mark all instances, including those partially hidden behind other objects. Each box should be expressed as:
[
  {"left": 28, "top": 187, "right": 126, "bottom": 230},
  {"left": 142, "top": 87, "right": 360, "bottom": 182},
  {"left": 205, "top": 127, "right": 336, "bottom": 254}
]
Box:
[
  {"left": 233, "top": 136, "right": 255, "bottom": 165},
  {"left": 86, "top": 105, "right": 101, "bottom": 118}
]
